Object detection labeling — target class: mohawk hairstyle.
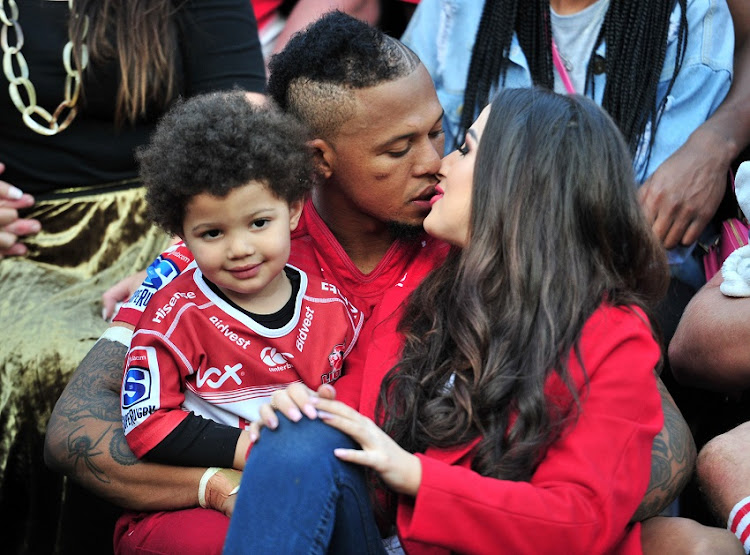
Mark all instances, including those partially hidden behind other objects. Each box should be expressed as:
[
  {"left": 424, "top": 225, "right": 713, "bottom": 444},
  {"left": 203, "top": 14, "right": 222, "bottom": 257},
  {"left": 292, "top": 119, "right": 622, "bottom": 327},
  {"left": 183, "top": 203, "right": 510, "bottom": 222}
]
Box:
[{"left": 267, "top": 10, "right": 420, "bottom": 138}]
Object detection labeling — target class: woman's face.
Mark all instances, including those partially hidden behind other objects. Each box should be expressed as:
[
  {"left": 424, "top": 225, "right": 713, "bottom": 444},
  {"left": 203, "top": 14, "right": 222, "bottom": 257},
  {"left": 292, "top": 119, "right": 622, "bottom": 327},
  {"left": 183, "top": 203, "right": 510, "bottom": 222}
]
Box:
[{"left": 423, "top": 105, "right": 491, "bottom": 247}]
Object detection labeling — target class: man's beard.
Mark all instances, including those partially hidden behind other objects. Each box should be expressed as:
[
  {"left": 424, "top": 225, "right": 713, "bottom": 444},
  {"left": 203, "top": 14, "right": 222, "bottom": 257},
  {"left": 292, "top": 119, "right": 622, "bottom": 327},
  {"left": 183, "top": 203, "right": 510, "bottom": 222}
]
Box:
[{"left": 385, "top": 221, "right": 425, "bottom": 242}]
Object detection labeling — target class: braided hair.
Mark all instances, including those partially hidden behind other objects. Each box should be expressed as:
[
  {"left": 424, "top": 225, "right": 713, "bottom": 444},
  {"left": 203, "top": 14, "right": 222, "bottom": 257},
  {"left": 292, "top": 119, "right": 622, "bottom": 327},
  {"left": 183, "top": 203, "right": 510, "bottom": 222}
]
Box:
[{"left": 459, "top": 0, "right": 687, "bottom": 176}]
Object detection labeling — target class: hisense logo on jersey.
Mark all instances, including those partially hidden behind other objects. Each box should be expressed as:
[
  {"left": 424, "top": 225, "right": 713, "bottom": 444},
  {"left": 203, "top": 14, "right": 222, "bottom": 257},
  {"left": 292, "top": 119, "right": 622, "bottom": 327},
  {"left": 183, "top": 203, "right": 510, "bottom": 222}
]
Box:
[
  {"left": 151, "top": 291, "right": 196, "bottom": 323},
  {"left": 261, "top": 347, "right": 294, "bottom": 372}
]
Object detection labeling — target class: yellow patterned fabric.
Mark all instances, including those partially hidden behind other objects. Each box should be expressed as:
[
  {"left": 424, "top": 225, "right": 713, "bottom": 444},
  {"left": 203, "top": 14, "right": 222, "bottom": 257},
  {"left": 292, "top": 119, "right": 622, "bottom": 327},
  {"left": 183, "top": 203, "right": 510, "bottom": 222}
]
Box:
[{"left": 0, "top": 184, "right": 171, "bottom": 554}]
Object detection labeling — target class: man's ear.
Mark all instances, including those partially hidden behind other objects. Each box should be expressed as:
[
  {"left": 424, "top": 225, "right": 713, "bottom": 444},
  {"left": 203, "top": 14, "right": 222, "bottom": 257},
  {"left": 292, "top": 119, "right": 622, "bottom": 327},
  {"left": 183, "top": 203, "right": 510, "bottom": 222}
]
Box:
[
  {"left": 308, "top": 138, "right": 335, "bottom": 180},
  {"left": 288, "top": 200, "right": 304, "bottom": 231}
]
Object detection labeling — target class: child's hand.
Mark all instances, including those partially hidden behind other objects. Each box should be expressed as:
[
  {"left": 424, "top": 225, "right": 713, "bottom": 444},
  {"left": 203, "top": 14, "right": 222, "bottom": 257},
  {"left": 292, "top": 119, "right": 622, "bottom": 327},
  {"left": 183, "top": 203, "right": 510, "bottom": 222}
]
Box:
[{"left": 315, "top": 398, "right": 422, "bottom": 496}]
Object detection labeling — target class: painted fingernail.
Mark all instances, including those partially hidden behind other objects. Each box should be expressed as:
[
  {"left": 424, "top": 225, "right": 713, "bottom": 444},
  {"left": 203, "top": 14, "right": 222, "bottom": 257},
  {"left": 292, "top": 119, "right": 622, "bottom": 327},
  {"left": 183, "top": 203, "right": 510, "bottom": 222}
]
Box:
[
  {"left": 317, "top": 409, "right": 333, "bottom": 419},
  {"left": 289, "top": 407, "right": 302, "bottom": 422},
  {"left": 249, "top": 431, "right": 259, "bottom": 443},
  {"left": 309, "top": 396, "right": 320, "bottom": 405},
  {"left": 302, "top": 403, "right": 317, "bottom": 419},
  {"left": 8, "top": 186, "right": 23, "bottom": 200},
  {"left": 269, "top": 415, "right": 279, "bottom": 429}
]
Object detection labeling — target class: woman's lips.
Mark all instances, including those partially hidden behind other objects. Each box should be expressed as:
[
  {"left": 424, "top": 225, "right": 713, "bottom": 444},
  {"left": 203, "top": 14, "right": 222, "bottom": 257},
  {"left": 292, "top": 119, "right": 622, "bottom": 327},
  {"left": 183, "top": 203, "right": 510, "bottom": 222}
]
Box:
[{"left": 429, "top": 184, "right": 445, "bottom": 206}]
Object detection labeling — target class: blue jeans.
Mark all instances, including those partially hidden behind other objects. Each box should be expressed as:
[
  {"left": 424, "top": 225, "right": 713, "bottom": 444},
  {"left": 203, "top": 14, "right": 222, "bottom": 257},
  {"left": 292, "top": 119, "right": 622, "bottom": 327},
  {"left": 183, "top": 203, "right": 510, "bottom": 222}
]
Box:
[{"left": 223, "top": 415, "right": 387, "bottom": 555}]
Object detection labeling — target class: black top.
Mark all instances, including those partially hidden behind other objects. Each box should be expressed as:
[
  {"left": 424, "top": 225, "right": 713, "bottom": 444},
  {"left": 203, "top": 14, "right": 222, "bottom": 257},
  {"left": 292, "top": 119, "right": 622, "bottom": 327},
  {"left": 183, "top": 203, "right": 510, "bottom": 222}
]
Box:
[
  {"left": 206, "top": 266, "right": 302, "bottom": 329},
  {"left": 1, "top": 0, "right": 266, "bottom": 195}
]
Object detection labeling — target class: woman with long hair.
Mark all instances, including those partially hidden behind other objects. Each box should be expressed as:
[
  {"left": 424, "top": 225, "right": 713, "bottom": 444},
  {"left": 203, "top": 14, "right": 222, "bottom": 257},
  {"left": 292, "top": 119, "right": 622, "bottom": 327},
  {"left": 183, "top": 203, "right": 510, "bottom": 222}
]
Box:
[
  {"left": 224, "top": 88, "right": 674, "bottom": 553},
  {"left": 0, "top": 1, "right": 265, "bottom": 552}
]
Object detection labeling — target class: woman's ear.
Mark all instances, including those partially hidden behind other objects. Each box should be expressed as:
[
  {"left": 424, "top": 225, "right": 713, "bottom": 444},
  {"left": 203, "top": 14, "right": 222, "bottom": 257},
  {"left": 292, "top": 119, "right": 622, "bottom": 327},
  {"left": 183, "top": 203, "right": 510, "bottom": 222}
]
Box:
[
  {"left": 308, "top": 138, "right": 335, "bottom": 180},
  {"left": 288, "top": 200, "right": 304, "bottom": 231}
]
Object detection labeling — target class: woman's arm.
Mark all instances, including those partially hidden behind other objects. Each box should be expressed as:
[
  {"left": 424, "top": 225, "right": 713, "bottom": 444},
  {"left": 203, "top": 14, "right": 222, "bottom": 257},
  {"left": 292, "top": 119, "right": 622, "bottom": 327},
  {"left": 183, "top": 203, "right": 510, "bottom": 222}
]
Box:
[{"left": 319, "top": 307, "right": 663, "bottom": 554}]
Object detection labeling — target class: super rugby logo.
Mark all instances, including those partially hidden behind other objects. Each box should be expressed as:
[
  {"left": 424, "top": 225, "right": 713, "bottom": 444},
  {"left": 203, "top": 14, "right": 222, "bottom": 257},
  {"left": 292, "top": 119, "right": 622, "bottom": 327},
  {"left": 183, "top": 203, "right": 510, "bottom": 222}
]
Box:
[
  {"left": 261, "top": 347, "right": 294, "bottom": 372},
  {"left": 122, "top": 367, "right": 152, "bottom": 408},
  {"left": 196, "top": 363, "right": 243, "bottom": 389},
  {"left": 127, "top": 256, "right": 181, "bottom": 311}
]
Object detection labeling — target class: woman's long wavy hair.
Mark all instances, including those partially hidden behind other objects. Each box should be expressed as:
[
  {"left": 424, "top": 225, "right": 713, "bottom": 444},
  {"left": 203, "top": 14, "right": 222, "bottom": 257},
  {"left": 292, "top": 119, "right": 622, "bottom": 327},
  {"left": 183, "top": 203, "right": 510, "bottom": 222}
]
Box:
[
  {"left": 378, "top": 88, "right": 669, "bottom": 484},
  {"left": 70, "top": 0, "right": 185, "bottom": 125},
  {"left": 458, "top": 0, "right": 687, "bottom": 178}
]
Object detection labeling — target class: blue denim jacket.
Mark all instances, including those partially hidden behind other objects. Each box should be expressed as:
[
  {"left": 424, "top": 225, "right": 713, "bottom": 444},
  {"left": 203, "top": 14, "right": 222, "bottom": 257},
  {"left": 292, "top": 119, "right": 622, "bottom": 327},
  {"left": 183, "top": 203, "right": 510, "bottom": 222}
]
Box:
[{"left": 402, "top": 0, "right": 733, "bottom": 268}]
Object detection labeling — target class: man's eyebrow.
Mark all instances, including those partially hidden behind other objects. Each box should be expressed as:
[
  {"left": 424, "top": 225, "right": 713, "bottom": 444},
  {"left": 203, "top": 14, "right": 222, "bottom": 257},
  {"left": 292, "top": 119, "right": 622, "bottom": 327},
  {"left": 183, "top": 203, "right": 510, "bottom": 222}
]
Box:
[{"left": 376, "top": 110, "right": 445, "bottom": 149}]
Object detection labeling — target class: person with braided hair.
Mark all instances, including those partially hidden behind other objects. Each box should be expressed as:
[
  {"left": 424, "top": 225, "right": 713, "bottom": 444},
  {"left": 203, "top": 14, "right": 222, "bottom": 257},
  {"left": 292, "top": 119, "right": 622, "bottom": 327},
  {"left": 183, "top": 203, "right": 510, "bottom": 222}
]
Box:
[{"left": 401, "top": 0, "right": 733, "bottom": 295}]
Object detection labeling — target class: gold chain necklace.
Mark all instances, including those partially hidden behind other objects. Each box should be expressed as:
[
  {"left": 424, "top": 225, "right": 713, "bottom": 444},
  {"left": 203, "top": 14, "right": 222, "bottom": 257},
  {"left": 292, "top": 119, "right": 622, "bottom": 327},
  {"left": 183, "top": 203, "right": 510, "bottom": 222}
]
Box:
[{"left": 0, "top": 0, "right": 89, "bottom": 135}]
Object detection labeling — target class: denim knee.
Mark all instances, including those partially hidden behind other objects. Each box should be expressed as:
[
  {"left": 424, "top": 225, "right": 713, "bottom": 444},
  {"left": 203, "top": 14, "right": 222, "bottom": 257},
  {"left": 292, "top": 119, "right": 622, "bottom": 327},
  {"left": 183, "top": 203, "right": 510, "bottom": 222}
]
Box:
[{"left": 249, "top": 414, "right": 358, "bottom": 470}]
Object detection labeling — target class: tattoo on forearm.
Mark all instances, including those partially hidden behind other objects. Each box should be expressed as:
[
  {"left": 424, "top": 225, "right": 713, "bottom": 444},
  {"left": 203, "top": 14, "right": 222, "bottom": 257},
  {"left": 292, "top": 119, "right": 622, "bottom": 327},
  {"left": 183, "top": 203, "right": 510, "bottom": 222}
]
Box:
[
  {"left": 111, "top": 425, "right": 139, "bottom": 466},
  {"left": 65, "top": 424, "right": 111, "bottom": 484},
  {"left": 48, "top": 339, "right": 140, "bottom": 483},
  {"left": 632, "top": 379, "right": 696, "bottom": 521}
]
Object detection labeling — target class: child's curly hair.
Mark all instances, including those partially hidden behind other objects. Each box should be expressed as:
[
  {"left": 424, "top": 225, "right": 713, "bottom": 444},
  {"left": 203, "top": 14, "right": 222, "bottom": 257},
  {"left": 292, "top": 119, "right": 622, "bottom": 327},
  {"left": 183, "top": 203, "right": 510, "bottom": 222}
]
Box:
[{"left": 138, "top": 91, "right": 317, "bottom": 236}]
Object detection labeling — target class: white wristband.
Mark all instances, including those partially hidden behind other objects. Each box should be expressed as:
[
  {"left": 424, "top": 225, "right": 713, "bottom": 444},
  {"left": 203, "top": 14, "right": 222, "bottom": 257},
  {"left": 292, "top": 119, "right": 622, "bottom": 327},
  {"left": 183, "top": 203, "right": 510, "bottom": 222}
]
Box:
[
  {"left": 198, "top": 467, "right": 221, "bottom": 509},
  {"left": 97, "top": 325, "right": 133, "bottom": 347}
]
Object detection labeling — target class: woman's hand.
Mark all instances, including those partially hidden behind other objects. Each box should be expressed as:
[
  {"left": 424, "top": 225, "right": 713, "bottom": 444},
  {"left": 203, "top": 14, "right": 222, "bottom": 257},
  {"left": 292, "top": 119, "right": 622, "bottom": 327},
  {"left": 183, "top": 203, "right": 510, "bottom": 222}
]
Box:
[
  {"left": 0, "top": 163, "right": 39, "bottom": 258},
  {"left": 315, "top": 398, "right": 422, "bottom": 496},
  {"left": 257, "top": 382, "right": 337, "bottom": 430}
]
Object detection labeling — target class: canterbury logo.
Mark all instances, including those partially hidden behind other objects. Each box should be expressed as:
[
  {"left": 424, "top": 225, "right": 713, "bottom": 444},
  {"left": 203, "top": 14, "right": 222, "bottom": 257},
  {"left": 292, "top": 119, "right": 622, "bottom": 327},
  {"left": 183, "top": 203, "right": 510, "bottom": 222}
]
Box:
[
  {"left": 196, "top": 363, "right": 243, "bottom": 388},
  {"left": 261, "top": 347, "right": 294, "bottom": 367}
]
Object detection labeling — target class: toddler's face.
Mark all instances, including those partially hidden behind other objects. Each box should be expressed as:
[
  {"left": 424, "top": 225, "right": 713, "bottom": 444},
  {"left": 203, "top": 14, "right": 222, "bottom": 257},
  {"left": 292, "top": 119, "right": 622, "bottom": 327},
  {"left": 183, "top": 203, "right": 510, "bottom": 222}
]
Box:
[{"left": 180, "top": 181, "right": 302, "bottom": 312}]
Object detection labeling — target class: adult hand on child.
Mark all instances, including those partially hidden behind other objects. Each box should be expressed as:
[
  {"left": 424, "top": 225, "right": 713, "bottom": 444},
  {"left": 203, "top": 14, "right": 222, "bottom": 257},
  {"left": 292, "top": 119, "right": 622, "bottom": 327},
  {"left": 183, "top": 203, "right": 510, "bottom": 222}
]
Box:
[
  {"left": 256, "top": 382, "right": 337, "bottom": 431},
  {"left": 0, "top": 163, "right": 39, "bottom": 258},
  {"left": 638, "top": 129, "right": 729, "bottom": 249},
  {"left": 316, "top": 398, "right": 422, "bottom": 496}
]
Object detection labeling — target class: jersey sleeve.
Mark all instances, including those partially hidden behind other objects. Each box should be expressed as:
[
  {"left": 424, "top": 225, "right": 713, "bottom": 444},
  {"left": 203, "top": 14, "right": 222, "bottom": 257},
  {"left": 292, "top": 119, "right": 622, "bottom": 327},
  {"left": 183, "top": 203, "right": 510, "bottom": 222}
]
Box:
[
  {"left": 395, "top": 306, "right": 662, "bottom": 554},
  {"left": 114, "top": 242, "right": 194, "bottom": 327},
  {"left": 121, "top": 325, "right": 193, "bottom": 459}
]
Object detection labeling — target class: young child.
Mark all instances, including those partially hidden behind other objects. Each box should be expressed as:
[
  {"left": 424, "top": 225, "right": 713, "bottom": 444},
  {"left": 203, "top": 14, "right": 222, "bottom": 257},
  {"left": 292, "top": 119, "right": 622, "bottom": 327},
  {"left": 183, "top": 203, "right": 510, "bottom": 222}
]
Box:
[{"left": 120, "top": 91, "right": 364, "bottom": 474}]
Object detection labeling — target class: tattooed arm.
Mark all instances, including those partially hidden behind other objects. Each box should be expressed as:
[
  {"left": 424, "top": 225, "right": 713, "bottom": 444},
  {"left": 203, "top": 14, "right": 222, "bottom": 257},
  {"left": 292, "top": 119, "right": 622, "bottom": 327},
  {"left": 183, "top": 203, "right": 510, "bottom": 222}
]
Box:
[
  {"left": 44, "top": 327, "right": 204, "bottom": 511},
  {"left": 633, "top": 377, "right": 696, "bottom": 522}
]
